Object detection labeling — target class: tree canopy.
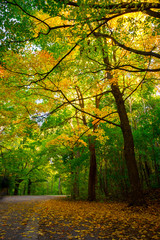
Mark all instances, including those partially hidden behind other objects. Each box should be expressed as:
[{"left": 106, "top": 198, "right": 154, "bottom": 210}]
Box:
[{"left": 0, "top": 0, "right": 160, "bottom": 205}]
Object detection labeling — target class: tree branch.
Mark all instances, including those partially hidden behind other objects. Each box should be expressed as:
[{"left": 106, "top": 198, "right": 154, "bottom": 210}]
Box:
[
  {"left": 73, "top": 110, "right": 118, "bottom": 147},
  {"left": 93, "top": 32, "right": 160, "bottom": 59},
  {"left": 59, "top": 89, "right": 120, "bottom": 127},
  {"left": 124, "top": 58, "right": 151, "bottom": 101},
  {"left": 64, "top": 1, "right": 160, "bottom": 10},
  {"left": 145, "top": 9, "right": 160, "bottom": 19},
  {"left": 116, "top": 64, "right": 160, "bottom": 72}
]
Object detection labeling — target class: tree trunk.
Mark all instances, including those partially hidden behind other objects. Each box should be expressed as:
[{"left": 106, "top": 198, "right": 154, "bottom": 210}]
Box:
[
  {"left": 75, "top": 86, "right": 98, "bottom": 201},
  {"left": 0, "top": 177, "right": 9, "bottom": 196},
  {"left": 58, "top": 177, "right": 62, "bottom": 195},
  {"left": 88, "top": 138, "right": 97, "bottom": 201},
  {"left": 72, "top": 168, "right": 79, "bottom": 199},
  {"left": 14, "top": 183, "right": 20, "bottom": 195},
  {"left": 28, "top": 179, "right": 32, "bottom": 195},
  {"left": 103, "top": 160, "right": 108, "bottom": 197},
  {"left": 144, "top": 161, "right": 151, "bottom": 188},
  {"left": 152, "top": 143, "right": 160, "bottom": 186},
  {"left": 111, "top": 83, "right": 144, "bottom": 205},
  {"left": 99, "top": 159, "right": 108, "bottom": 197}
]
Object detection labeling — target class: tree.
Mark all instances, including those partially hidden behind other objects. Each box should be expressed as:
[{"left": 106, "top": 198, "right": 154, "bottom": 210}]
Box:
[{"left": 1, "top": 0, "right": 160, "bottom": 204}]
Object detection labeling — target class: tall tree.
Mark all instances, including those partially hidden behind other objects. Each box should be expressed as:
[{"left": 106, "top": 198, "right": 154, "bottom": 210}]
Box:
[{"left": 1, "top": 0, "right": 160, "bottom": 204}]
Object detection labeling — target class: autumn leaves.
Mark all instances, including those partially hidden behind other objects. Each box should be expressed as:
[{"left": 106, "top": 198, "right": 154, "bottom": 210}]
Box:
[{"left": 37, "top": 199, "right": 160, "bottom": 239}]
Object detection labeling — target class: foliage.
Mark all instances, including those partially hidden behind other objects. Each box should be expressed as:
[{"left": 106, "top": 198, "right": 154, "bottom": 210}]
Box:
[{"left": 0, "top": 0, "right": 160, "bottom": 202}]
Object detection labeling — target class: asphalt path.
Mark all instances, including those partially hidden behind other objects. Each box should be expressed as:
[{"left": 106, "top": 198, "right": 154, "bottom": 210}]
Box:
[
  {"left": 0, "top": 195, "right": 67, "bottom": 240},
  {"left": 0, "top": 195, "right": 66, "bottom": 202}
]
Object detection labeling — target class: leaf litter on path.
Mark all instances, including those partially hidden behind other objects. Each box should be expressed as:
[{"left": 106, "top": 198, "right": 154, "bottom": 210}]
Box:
[
  {"left": 0, "top": 198, "right": 160, "bottom": 239},
  {"left": 37, "top": 199, "right": 160, "bottom": 240}
]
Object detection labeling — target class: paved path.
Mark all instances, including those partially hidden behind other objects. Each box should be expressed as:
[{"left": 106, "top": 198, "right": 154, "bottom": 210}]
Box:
[
  {"left": 0, "top": 195, "right": 67, "bottom": 240},
  {"left": 0, "top": 195, "right": 66, "bottom": 202}
]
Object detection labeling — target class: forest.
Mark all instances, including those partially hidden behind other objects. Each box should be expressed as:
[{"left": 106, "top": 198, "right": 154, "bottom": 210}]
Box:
[{"left": 0, "top": 0, "right": 160, "bottom": 206}]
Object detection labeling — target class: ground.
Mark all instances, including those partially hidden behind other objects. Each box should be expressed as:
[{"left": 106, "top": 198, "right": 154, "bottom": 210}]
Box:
[{"left": 0, "top": 193, "right": 160, "bottom": 239}]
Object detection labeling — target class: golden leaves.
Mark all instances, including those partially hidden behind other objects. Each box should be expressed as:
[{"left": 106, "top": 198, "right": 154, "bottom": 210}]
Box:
[
  {"left": 1, "top": 198, "right": 160, "bottom": 239},
  {"left": 37, "top": 199, "right": 160, "bottom": 240},
  {"left": 47, "top": 133, "right": 87, "bottom": 148}
]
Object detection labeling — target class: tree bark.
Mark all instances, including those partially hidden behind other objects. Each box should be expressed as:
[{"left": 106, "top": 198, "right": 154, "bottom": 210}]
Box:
[
  {"left": 75, "top": 86, "right": 98, "bottom": 201},
  {"left": 14, "top": 183, "right": 20, "bottom": 195},
  {"left": 28, "top": 179, "right": 32, "bottom": 195},
  {"left": 58, "top": 177, "right": 62, "bottom": 195},
  {"left": 72, "top": 168, "right": 79, "bottom": 199},
  {"left": 111, "top": 83, "right": 144, "bottom": 205},
  {"left": 88, "top": 138, "right": 97, "bottom": 201}
]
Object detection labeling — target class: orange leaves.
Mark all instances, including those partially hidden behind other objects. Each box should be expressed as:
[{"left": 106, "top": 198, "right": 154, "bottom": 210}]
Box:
[
  {"left": 47, "top": 133, "right": 87, "bottom": 148},
  {"left": 0, "top": 66, "right": 6, "bottom": 77},
  {"left": 91, "top": 106, "right": 116, "bottom": 126},
  {"left": 58, "top": 78, "right": 72, "bottom": 91},
  {"left": 37, "top": 199, "right": 160, "bottom": 240},
  {"left": 35, "top": 50, "right": 56, "bottom": 72}
]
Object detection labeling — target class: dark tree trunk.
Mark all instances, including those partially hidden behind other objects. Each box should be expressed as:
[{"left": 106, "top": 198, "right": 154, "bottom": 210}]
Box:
[
  {"left": 75, "top": 86, "right": 98, "bottom": 202},
  {"left": 72, "top": 168, "right": 79, "bottom": 199},
  {"left": 72, "top": 152, "right": 80, "bottom": 199},
  {"left": 99, "top": 160, "right": 108, "bottom": 197},
  {"left": 103, "top": 162, "right": 108, "bottom": 197},
  {"left": 138, "top": 155, "right": 144, "bottom": 186},
  {"left": 70, "top": 152, "right": 79, "bottom": 199},
  {"left": 88, "top": 138, "right": 97, "bottom": 201},
  {"left": 0, "top": 177, "right": 9, "bottom": 196},
  {"left": 111, "top": 83, "right": 144, "bottom": 205},
  {"left": 144, "top": 161, "right": 151, "bottom": 188},
  {"left": 14, "top": 183, "right": 20, "bottom": 195},
  {"left": 28, "top": 179, "right": 32, "bottom": 195},
  {"left": 152, "top": 144, "right": 160, "bottom": 186}
]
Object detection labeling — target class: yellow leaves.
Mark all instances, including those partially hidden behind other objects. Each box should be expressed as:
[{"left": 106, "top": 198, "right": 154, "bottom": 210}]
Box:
[
  {"left": 152, "top": 235, "right": 160, "bottom": 239},
  {"left": 93, "top": 128, "right": 108, "bottom": 144},
  {"left": 58, "top": 78, "right": 72, "bottom": 90},
  {"left": 32, "top": 11, "right": 70, "bottom": 38},
  {"left": 37, "top": 199, "right": 160, "bottom": 240},
  {"left": 91, "top": 106, "right": 116, "bottom": 127},
  {"left": 47, "top": 133, "right": 87, "bottom": 148},
  {"left": 1, "top": 198, "right": 160, "bottom": 239}
]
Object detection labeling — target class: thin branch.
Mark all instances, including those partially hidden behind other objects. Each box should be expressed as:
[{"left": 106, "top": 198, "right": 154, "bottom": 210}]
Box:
[
  {"left": 59, "top": 89, "right": 120, "bottom": 127},
  {"left": 65, "top": 1, "right": 160, "bottom": 10},
  {"left": 73, "top": 111, "right": 118, "bottom": 146},
  {"left": 6, "top": 0, "right": 50, "bottom": 28},
  {"left": 0, "top": 145, "right": 11, "bottom": 151},
  {"left": 18, "top": 19, "right": 111, "bottom": 87},
  {"left": 124, "top": 73, "right": 147, "bottom": 101},
  {"left": 7, "top": 25, "right": 75, "bottom": 44},
  {"left": 116, "top": 65, "right": 160, "bottom": 72},
  {"left": 86, "top": 56, "right": 105, "bottom": 66},
  {"left": 93, "top": 32, "right": 160, "bottom": 59},
  {"left": 124, "top": 58, "right": 151, "bottom": 101},
  {"left": 1, "top": 64, "right": 44, "bottom": 77},
  {"left": 4, "top": 1, "right": 75, "bottom": 44}
]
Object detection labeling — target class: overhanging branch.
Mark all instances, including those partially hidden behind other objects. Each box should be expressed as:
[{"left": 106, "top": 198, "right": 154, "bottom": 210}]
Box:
[{"left": 93, "top": 32, "right": 160, "bottom": 59}]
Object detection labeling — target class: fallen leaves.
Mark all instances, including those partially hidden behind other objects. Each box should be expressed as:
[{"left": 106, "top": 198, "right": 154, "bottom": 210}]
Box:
[
  {"left": 37, "top": 199, "right": 160, "bottom": 239},
  {"left": 0, "top": 202, "right": 36, "bottom": 239},
  {"left": 0, "top": 198, "right": 160, "bottom": 239}
]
